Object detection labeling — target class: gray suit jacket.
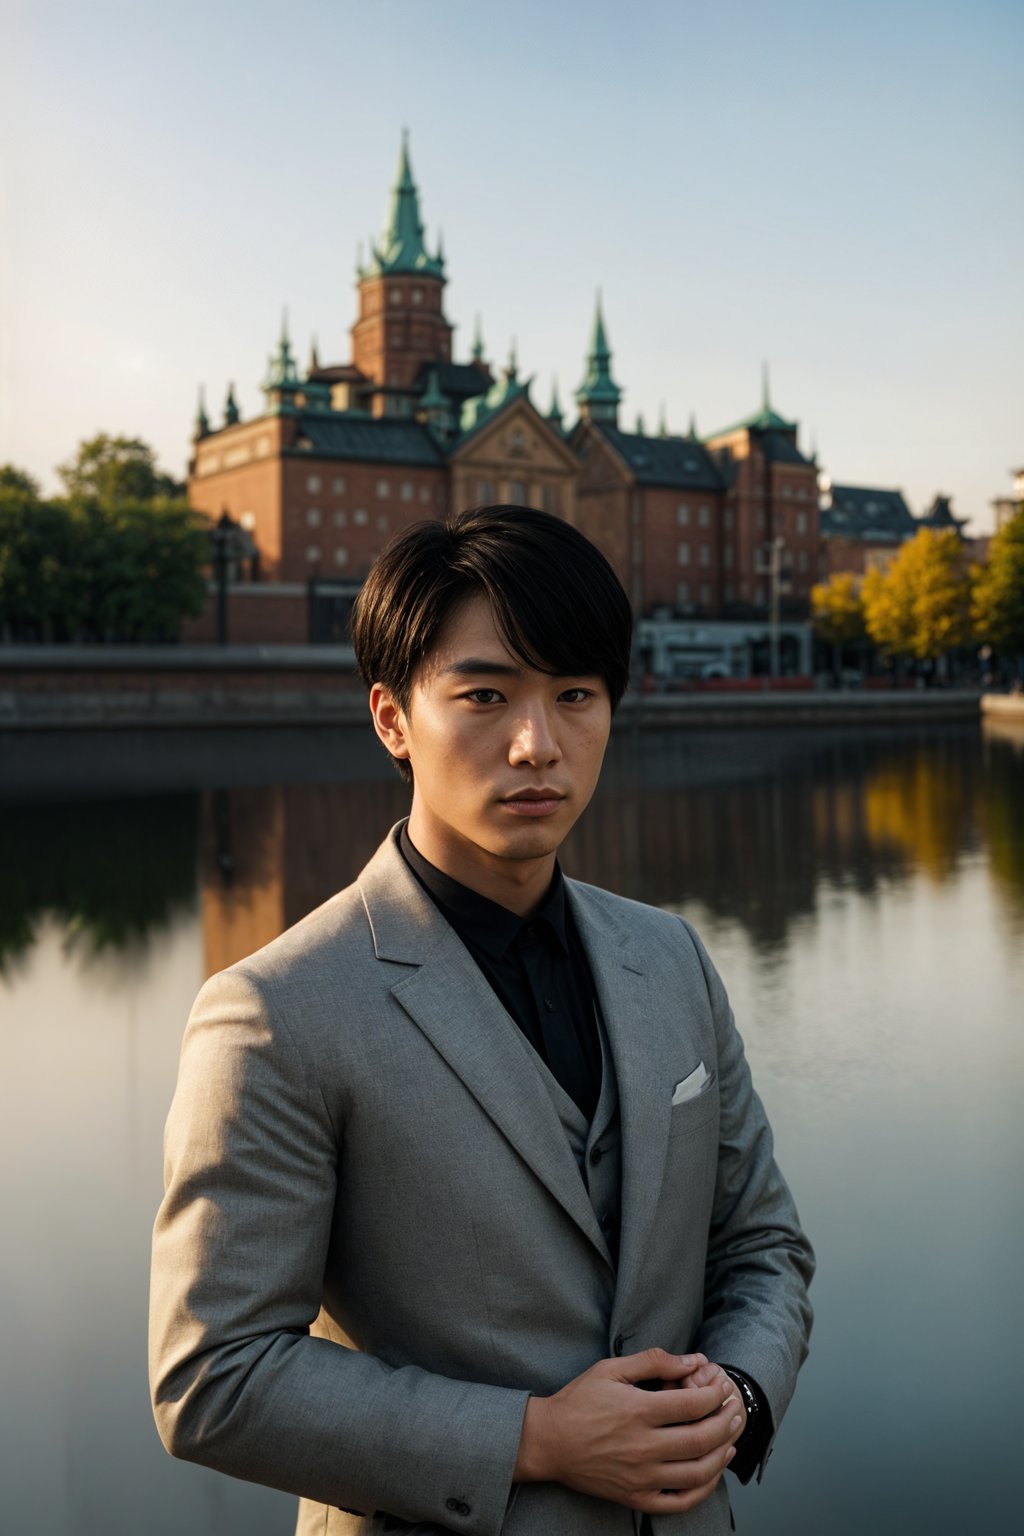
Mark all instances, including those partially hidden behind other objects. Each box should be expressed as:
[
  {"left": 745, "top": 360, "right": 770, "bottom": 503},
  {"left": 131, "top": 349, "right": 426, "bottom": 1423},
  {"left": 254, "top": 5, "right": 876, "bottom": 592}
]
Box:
[{"left": 150, "top": 823, "right": 813, "bottom": 1536}]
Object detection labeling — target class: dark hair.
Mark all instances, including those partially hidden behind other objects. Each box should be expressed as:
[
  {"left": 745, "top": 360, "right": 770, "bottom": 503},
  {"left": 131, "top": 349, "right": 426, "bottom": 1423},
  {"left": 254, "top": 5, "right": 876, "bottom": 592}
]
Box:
[{"left": 352, "top": 504, "right": 632, "bottom": 778}]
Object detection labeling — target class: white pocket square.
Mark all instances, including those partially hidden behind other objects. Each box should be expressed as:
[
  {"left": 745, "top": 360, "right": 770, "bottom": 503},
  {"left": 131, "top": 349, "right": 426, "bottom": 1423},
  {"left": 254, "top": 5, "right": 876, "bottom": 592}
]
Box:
[{"left": 671, "top": 1062, "right": 709, "bottom": 1105}]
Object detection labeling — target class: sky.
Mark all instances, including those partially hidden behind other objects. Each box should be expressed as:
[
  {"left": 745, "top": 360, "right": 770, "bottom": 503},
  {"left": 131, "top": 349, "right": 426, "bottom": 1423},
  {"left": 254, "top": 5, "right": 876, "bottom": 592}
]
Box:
[{"left": 1, "top": 0, "right": 1021, "bottom": 532}]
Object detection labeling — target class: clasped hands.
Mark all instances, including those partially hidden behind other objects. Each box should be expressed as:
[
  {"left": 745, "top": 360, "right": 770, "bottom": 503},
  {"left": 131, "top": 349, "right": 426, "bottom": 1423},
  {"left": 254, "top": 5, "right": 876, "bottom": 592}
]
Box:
[{"left": 514, "top": 1348, "right": 746, "bottom": 1517}]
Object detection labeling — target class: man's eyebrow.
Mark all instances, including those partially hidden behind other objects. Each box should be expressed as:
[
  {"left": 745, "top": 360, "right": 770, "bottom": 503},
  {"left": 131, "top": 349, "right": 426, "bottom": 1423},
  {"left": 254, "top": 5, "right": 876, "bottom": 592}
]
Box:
[{"left": 439, "top": 657, "right": 525, "bottom": 678}]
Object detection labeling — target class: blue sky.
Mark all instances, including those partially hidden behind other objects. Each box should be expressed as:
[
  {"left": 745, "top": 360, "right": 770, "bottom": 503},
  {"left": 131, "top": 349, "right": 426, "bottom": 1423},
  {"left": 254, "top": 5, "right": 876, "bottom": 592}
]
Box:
[{"left": 2, "top": 0, "right": 1021, "bottom": 530}]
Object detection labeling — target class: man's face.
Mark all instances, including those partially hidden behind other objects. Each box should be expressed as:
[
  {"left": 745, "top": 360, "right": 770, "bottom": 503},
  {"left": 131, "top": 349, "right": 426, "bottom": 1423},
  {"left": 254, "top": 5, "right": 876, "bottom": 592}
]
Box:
[{"left": 372, "top": 594, "right": 612, "bottom": 886}]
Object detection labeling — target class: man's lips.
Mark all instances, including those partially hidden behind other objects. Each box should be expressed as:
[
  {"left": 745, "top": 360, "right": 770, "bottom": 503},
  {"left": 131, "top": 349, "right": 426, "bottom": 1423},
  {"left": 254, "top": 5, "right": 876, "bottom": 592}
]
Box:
[{"left": 498, "top": 790, "right": 566, "bottom": 816}]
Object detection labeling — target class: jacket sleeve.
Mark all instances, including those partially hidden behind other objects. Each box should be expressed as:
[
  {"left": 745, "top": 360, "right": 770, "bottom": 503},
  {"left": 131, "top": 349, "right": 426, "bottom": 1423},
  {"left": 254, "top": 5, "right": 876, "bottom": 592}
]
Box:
[
  {"left": 678, "top": 918, "right": 815, "bottom": 1470},
  {"left": 148, "top": 967, "right": 529, "bottom": 1536}
]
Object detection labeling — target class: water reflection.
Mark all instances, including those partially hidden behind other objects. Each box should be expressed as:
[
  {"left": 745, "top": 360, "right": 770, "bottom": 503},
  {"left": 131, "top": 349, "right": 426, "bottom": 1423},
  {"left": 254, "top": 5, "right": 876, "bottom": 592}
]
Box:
[
  {"left": 0, "top": 794, "right": 197, "bottom": 972},
  {"left": 3, "top": 726, "right": 1022, "bottom": 976}
]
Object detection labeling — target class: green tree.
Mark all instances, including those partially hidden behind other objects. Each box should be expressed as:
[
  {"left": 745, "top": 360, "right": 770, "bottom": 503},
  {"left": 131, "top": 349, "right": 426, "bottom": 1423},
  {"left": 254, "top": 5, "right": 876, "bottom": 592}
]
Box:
[
  {"left": 57, "top": 434, "right": 184, "bottom": 505},
  {"left": 0, "top": 464, "right": 41, "bottom": 496},
  {"left": 0, "top": 489, "right": 85, "bottom": 641},
  {"left": 811, "top": 573, "right": 866, "bottom": 674},
  {"left": 862, "top": 529, "right": 972, "bottom": 669},
  {"left": 972, "top": 507, "right": 1024, "bottom": 661}
]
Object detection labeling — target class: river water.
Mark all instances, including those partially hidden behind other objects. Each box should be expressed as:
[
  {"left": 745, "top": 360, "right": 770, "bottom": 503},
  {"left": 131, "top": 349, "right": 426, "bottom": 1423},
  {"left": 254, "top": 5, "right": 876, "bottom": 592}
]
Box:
[{"left": 1, "top": 719, "right": 1021, "bottom": 1535}]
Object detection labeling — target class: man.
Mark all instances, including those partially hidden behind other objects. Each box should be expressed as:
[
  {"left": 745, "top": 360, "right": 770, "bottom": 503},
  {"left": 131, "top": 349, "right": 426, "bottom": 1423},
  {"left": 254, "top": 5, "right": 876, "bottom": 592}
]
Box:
[{"left": 150, "top": 505, "right": 813, "bottom": 1535}]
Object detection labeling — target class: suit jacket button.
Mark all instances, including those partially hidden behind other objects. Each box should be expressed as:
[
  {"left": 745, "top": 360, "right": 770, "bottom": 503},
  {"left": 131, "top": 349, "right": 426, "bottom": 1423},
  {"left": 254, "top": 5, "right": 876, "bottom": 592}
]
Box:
[
  {"left": 589, "top": 1145, "right": 603, "bottom": 1166},
  {"left": 459, "top": 1503, "right": 471, "bottom": 1516},
  {"left": 446, "top": 1497, "right": 460, "bottom": 1511},
  {"left": 613, "top": 1333, "right": 624, "bottom": 1355}
]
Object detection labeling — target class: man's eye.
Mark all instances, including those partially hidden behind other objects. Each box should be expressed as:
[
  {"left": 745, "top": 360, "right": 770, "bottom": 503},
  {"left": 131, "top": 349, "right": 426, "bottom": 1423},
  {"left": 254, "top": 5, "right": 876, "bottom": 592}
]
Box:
[
  {"left": 465, "top": 689, "right": 502, "bottom": 704},
  {"left": 560, "top": 688, "right": 594, "bottom": 703}
]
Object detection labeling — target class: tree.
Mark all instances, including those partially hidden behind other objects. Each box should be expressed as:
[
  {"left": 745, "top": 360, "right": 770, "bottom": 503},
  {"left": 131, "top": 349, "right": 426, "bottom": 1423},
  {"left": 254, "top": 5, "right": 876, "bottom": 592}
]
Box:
[
  {"left": 972, "top": 506, "right": 1024, "bottom": 662},
  {"left": 57, "top": 434, "right": 184, "bottom": 505},
  {"left": 862, "top": 529, "right": 972, "bottom": 670},
  {"left": 0, "top": 464, "right": 40, "bottom": 496},
  {"left": 811, "top": 573, "right": 866, "bottom": 674}
]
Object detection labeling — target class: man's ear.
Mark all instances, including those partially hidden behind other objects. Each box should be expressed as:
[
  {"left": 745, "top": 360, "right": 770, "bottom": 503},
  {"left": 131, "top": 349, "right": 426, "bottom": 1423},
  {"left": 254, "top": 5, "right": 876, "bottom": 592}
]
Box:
[{"left": 369, "top": 684, "right": 412, "bottom": 764}]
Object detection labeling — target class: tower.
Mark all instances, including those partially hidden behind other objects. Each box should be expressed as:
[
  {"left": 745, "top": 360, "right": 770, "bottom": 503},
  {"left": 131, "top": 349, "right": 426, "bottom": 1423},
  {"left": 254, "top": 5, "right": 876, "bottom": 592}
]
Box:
[
  {"left": 350, "top": 132, "right": 453, "bottom": 416},
  {"left": 575, "top": 293, "right": 622, "bottom": 427}
]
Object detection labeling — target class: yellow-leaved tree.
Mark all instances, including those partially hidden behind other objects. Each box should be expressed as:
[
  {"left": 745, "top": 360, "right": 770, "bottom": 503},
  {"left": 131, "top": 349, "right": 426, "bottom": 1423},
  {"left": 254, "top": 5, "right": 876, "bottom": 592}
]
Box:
[
  {"left": 810, "top": 572, "right": 866, "bottom": 675},
  {"left": 862, "top": 529, "right": 973, "bottom": 674}
]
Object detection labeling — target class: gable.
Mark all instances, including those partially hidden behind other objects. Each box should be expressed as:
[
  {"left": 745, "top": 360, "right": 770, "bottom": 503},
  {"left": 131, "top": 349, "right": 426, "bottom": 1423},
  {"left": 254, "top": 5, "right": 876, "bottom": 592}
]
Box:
[{"left": 451, "top": 397, "right": 578, "bottom": 476}]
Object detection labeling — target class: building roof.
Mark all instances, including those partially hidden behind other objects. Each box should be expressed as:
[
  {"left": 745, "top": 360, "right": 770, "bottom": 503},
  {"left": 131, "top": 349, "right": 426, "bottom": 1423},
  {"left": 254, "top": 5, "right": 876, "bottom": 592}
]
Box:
[
  {"left": 820, "top": 484, "right": 915, "bottom": 541},
  {"left": 308, "top": 362, "right": 366, "bottom": 385},
  {"left": 412, "top": 359, "right": 490, "bottom": 409},
  {"left": 919, "top": 494, "right": 967, "bottom": 531},
  {"left": 291, "top": 414, "right": 446, "bottom": 467},
  {"left": 760, "top": 430, "right": 813, "bottom": 467},
  {"left": 596, "top": 425, "right": 726, "bottom": 489},
  {"left": 359, "top": 132, "right": 445, "bottom": 281},
  {"left": 707, "top": 364, "right": 797, "bottom": 439},
  {"left": 458, "top": 349, "right": 533, "bottom": 440}
]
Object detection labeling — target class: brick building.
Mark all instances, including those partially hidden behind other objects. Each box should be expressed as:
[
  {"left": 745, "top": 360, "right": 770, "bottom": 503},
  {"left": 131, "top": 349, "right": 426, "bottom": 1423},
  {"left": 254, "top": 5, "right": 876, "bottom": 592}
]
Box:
[{"left": 184, "top": 134, "right": 926, "bottom": 652}]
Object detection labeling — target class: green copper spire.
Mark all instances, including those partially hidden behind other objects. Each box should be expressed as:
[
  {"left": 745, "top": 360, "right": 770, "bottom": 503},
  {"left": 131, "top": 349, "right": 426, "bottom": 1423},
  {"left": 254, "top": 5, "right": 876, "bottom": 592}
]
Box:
[
  {"left": 635, "top": 412, "right": 646, "bottom": 436},
  {"left": 762, "top": 360, "right": 771, "bottom": 414},
  {"left": 687, "top": 410, "right": 699, "bottom": 441},
  {"left": 262, "top": 309, "right": 301, "bottom": 413},
  {"left": 361, "top": 131, "right": 445, "bottom": 280},
  {"left": 194, "top": 384, "right": 210, "bottom": 440},
  {"left": 224, "top": 381, "right": 240, "bottom": 427},
  {"left": 547, "top": 377, "right": 564, "bottom": 432},
  {"left": 576, "top": 291, "right": 622, "bottom": 425},
  {"left": 657, "top": 402, "right": 668, "bottom": 438},
  {"left": 708, "top": 362, "right": 797, "bottom": 438},
  {"left": 471, "top": 314, "right": 486, "bottom": 364}
]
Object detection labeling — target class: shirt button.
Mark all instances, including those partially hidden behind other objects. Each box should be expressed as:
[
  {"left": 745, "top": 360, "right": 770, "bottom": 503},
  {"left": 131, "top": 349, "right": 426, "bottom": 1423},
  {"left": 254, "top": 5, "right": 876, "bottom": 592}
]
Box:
[
  {"left": 544, "top": 997, "right": 555, "bottom": 1012},
  {"left": 589, "top": 1145, "right": 603, "bottom": 1166}
]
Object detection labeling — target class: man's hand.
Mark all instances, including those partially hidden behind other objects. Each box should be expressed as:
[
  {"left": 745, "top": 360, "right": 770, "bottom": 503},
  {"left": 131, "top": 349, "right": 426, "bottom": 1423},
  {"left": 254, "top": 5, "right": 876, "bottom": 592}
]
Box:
[{"left": 514, "top": 1348, "right": 746, "bottom": 1516}]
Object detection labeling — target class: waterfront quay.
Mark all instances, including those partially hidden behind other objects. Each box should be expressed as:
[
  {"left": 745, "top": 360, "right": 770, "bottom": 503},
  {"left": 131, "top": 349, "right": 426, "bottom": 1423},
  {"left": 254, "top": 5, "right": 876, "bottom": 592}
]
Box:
[{"left": 0, "top": 644, "right": 993, "bottom": 732}]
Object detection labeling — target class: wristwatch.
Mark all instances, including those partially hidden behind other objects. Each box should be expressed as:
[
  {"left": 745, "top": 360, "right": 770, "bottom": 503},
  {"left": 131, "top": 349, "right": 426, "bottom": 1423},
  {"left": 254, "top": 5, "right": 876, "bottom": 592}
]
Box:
[{"left": 722, "top": 1367, "right": 759, "bottom": 1438}]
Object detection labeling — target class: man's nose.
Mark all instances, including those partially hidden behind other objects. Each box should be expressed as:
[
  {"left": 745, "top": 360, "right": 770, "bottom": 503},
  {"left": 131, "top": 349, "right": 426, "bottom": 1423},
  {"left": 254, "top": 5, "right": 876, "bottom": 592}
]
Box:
[{"left": 508, "top": 705, "right": 562, "bottom": 765}]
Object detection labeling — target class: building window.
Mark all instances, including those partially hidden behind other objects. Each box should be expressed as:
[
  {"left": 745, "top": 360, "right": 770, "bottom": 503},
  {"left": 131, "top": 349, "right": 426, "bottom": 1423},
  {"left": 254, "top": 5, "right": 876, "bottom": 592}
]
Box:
[
  {"left": 334, "top": 547, "right": 349, "bottom": 567},
  {"left": 678, "top": 542, "right": 691, "bottom": 566},
  {"left": 798, "top": 549, "right": 809, "bottom": 572},
  {"left": 699, "top": 583, "right": 711, "bottom": 604},
  {"left": 782, "top": 485, "right": 792, "bottom": 498},
  {"left": 796, "top": 511, "right": 808, "bottom": 534},
  {"left": 420, "top": 485, "right": 432, "bottom": 503},
  {"left": 756, "top": 584, "right": 766, "bottom": 605},
  {"left": 389, "top": 289, "right": 401, "bottom": 305},
  {"left": 677, "top": 503, "right": 690, "bottom": 526},
  {"left": 306, "top": 474, "right": 321, "bottom": 494},
  {"left": 724, "top": 508, "right": 734, "bottom": 531},
  {"left": 400, "top": 481, "right": 414, "bottom": 502},
  {"left": 699, "top": 544, "right": 710, "bottom": 567},
  {"left": 478, "top": 480, "right": 493, "bottom": 502},
  {"left": 354, "top": 508, "right": 368, "bottom": 525},
  {"left": 306, "top": 507, "right": 321, "bottom": 527},
  {"left": 377, "top": 514, "right": 389, "bottom": 532},
  {"left": 724, "top": 546, "right": 734, "bottom": 568},
  {"left": 376, "top": 479, "right": 390, "bottom": 499},
  {"left": 756, "top": 509, "right": 766, "bottom": 529},
  {"left": 240, "top": 510, "right": 256, "bottom": 530},
  {"left": 797, "top": 486, "right": 807, "bottom": 499},
  {"left": 542, "top": 485, "right": 559, "bottom": 515},
  {"left": 677, "top": 581, "right": 691, "bottom": 604},
  {"left": 306, "top": 546, "right": 321, "bottom": 564},
  {"left": 698, "top": 504, "right": 710, "bottom": 527},
  {"left": 508, "top": 481, "right": 527, "bottom": 503},
  {"left": 333, "top": 476, "right": 346, "bottom": 494},
  {"left": 412, "top": 287, "right": 423, "bottom": 305},
  {"left": 334, "top": 510, "right": 347, "bottom": 528},
  {"left": 724, "top": 582, "right": 736, "bottom": 602}
]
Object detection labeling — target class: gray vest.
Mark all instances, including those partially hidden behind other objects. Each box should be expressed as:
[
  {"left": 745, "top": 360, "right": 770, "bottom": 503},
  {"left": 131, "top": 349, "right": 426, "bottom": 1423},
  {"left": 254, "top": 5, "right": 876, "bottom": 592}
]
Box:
[{"left": 531, "top": 1005, "right": 623, "bottom": 1267}]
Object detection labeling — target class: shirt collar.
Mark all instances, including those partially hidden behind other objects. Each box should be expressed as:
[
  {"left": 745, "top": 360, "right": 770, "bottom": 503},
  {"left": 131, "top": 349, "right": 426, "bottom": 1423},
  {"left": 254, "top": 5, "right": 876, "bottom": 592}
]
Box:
[{"left": 399, "top": 823, "right": 569, "bottom": 958}]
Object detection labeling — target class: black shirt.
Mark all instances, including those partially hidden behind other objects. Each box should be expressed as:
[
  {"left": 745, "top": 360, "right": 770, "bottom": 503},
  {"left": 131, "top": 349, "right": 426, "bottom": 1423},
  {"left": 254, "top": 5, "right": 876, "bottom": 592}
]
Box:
[{"left": 399, "top": 825, "right": 603, "bottom": 1122}]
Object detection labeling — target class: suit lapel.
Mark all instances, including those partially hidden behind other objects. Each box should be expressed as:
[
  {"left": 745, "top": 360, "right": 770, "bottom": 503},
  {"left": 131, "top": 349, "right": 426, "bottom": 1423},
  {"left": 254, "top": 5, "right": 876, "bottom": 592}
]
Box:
[
  {"left": 565, "top": 880, "right": 676, "bottom": 1327},
  {"left": 359, "top": 827, "right": 611, "bottom": 1265}
]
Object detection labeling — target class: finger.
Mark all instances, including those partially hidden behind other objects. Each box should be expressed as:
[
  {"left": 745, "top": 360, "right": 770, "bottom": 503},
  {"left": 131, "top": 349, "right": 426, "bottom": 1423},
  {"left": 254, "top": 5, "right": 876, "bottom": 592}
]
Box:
[
  {"left": 646, "top": 1375, "right": 736, "bottom": 1425},
  {"left": 634, "top": 1456, "right": 732, "bottom": 1516},
  {"left": 663, "top": 1398, "right": 745, "bottom": 1462},
  {"left": 657, "top": 1440, "right": 737, "bottom": 1494},
  {"left": 611, "top": 1347, "right": 706, "bottom": 1385}
]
